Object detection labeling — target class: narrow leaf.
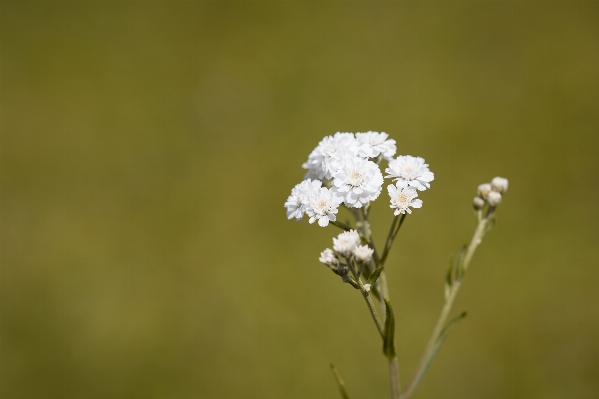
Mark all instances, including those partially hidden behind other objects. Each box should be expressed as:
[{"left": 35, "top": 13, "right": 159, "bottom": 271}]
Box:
[
  {"left": 330, "top": 364, "right": 351, "bottom": 399},
  {"left": 367, "top": 266, "right": 385, "bottom": 285},
  {"left": 382, "top": 298, "right": 396, "bottom": 358},
  {"left": 412, "top": 311, "right": 467, "bottom": 391}
]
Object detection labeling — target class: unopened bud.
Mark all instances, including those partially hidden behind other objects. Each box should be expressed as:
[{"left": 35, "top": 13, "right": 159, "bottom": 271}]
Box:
[
  {"left": 478, "top": 183, "right": 492, "bottom": 199},
  {"left": 319, "top": 248, "right": 339, "bottom": 268},
  {"left": 491, "top": 176, "right": 509, "bottom": 194},
  {"left": 487, "top": 191, "right": 502, "bottom": 207},
  {"left": 473, "top": 196, "right": 485, "bottom": 211},
  {"left": 353, "top": 245, "right": 374, "bottom": 264}
]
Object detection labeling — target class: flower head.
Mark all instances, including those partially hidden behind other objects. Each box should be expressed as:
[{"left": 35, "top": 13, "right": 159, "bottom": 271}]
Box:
[
  {"left": 333, "top": 230, "right": 361, "bottom": 258},
  {"left": 486, "top": 191, "right": 502, "bottom": 207},
  {"left": 306, "top": 187, "right": 343, "bottom": 227},
  {"left": 473, "top": 196, "right": 485, "bottom": 211},
  {"left": 477, "top": 183, "right": 492, "bottom": 199},
  {"left": 332, "top": 157, "right": 384, "bottom": 208},
  {"left": 284, "top": 179, "right": 322, "bottom": 220},
  {"left": 319, "top": 248, "right": 339, "bottom": 268},
  {"left": 302, "top": 133, "right": 359, "bottom": 180},
  {"left": 354, "top": 244, "right": 374, "bottom": 264},
  {"left": 385, "top": 155, "right": 434, "bottom": 191},
  {"left": 356, "top": 131, "right": 397, "bottom": 160},
  {"left": 491, "top": 176, "right": 509, "bottom": 194},
  {"left": 387, "top": 185, "right": 423, "bottom": 215}
]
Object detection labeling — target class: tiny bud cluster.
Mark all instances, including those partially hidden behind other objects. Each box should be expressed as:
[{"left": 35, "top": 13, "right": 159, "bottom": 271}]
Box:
[{"left": 473, "top": 176, "right": 509, "bottom": 210}]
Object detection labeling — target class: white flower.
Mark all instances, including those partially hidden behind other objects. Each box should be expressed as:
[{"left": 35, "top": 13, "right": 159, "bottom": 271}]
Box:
[
  {"left": 387, "top": 185, "right": 423, "bottom": 215},
  {"left": 355, "top": 131, "right": 397, "bottom": 160},
  {"left": 477, "top": 183, "right": 492, "bottom": 199},
  {"left": 363, "top": 284, "right": 371, "bottom": 292},
  {"left": 332, "top": 157, "right": 384, "bottom": 208},
  {"left": 319, "top": 248, "right": 339, "bottom": 268},
  {"left": 491, "top": 176, "right": 509, "bottom": 194},
  {"left": 385, "top": 155, "right": 434, "bottom": 191},
  {"left": 486, "top": 191, "right": 502, "bottom": 207},
  {"left": 333, "top": 230, "right": 361, "bottom": 258},
  {"left": 354, "top": 244, "right": 374, "bottom": 264},
  {"left": 302, "top": 133, "right": 360, "bottom": 180},
  {"left": 284, "top": 179, "right": 322, "bottom": 220},
  {"left": 306, "top": 187, "right": 343, "bottom": 227}
]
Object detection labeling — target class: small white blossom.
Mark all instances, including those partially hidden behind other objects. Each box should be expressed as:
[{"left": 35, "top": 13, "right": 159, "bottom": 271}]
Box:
[
  {"left": 355, "top": 131, "right": 397, "bottom": 160},
  {"left": 477, "top": 183, "right": 492, "bottom": 199},
  {"left": 306, "top": 187, "right": 343, "bottom": 227},
  {"left": 284, "top": 179, "right": 322, "bottom": 220},
  {"left": 332, "top": 157, "right": 384, "bottom": 208},
  {"left": 491, "top": 176, "right": 509, "bottom": 194},
  {"left": 388, "top": 185, "right": 423, "bottom": 215},
  {"left": 319, "top": 248, "right": 339, "bottom": 268},
  {"left": 385, "top": 155, "right": 434, "bottom": 191},
  {"left": 487, "top": 191, "right": 502, "bottom": 207},
  {"left": 363, "top": 284, "right": 371, "bottom": 292},
  {"left": 302, "top": 133, "right": 360, "bottom": 180},
  {"left": 473, "top": 196, "right": 485, "bottom": 211},
  {"left": 354, "top": 244, "right": 374, "bottom": 264},
  {"left": 333, "top": 230, "right": 361, "bottom": 258}
]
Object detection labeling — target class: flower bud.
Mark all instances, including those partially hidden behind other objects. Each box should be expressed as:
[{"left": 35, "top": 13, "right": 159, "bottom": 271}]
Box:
[
  {"left": 353, "top": 245, "right": 374, "bottom": 264},
  {"left": 473, "top": 196, "right": 485, "bottom": 211},
  {"left": 487, "top": 191, "right": 502, "bottom": 207},
  {"left": 491, "top": 176, "right": 509, "bottom": 194},
  {"left": 319, "top": 248, "right": 339, "bottom": 268},
  {"left": 333, "top": 230, "right": 361, "bottom": 258},
  {"left": 477, "top": 183, "right": 492, "bottom": 199}
]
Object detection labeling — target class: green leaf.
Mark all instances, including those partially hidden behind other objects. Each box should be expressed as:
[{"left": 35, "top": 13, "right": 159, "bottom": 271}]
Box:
[
  {"left": 382, "top": 298, "right": 396, "bottom": 359},
  {"left": 410, "top": 311, "right": 467, "bottom": 393},
  {"left": 367, "top": 266, "right": 385, "bottom": 285},
  {"left": 330, "top": 364, "right": 351, "bottom": 399}
]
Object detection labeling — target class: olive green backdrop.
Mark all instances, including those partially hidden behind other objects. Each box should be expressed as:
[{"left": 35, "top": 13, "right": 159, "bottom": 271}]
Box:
[{"left": 2, "top": 1, "right": 598, "bottom": 398}]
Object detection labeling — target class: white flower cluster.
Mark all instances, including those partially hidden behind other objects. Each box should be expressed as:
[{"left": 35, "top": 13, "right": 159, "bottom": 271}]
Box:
[
  {"left": 473, "top": 176, "right": 509, "bottom": 210},
  {"left": 319, "top": 230, "right": 374, "bottom": 270},
  {"left": 285, "top": 131, "right": 434, "bottom": 226}
]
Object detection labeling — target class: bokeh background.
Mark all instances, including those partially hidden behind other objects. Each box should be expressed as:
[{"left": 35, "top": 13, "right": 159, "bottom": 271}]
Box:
[{"left": 2, "top": 1, "right": 599, "bottom": 398}]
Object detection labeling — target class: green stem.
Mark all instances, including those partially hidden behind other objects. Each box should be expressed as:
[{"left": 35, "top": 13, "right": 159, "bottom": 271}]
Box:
[
  {"left": 349, "top": 258, "right": 384, "bottom": 338},
  {"left": 358, "top": 207, "right": 401, "bottom": 399},
  {"left": 401, "top": 214, "right": 493, "bottom": 399},
  {"left": 389, "top": 356, "right": 402, "bottom": 399},
  {"left": 380, "top": 214, "right": 406, "bottom": 266}
]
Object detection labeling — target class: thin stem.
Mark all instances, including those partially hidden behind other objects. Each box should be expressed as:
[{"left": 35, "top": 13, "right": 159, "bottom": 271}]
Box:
[
  {"left": 380, "top": 214, "right": 406, "bottom": 266},
  {"left": 401, "top": 283, "right": 460, "bottom": 399},
  {"left": 359, "top": 207, "right": 401, "bottom": 399},
  {"left": 349, "top": 258, "right": 384, "bottom": 338},
  {"left": 331, "top": 220, "right": 353, "bottom": 232},
  {"left": 389, "top": 357, "right": 402, "bottom": 399},
  {"left": 401, "top": 215, "right": 493, "bottom": 399}
]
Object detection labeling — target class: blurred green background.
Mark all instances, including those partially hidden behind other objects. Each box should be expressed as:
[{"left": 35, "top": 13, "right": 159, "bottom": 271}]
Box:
[{"left": 2, "top": 1, "right": 599, "bottom": 398}]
